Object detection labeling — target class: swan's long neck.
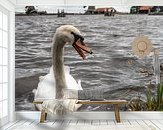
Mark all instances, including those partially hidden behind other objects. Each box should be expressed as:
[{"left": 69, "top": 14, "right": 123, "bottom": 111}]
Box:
[{"left": 52, "top": 37, "right": 67, "bottom": 99}]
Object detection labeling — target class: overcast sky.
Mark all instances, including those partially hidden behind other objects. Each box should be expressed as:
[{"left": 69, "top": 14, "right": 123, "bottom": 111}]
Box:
[{"left": 16, "top": 5, "right": 131, "bottom": 13}]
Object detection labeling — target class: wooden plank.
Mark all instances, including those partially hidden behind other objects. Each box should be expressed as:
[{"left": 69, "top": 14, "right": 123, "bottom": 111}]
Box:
[
  {"left": 92, "top": 120, "right": 100, "bottom": 125},
  {"left": 62, "top": 120, "right": 70, "bottom": 126},
  {"left": 11, "top": 120, "right": 27, "bottom": 127},
  {"left": 77, "top": 100, "right": 127, "bottom": 105},
  {"left": 30, "top": 120, "right": 39, "bottom": 126},
  {"left": 1, "top": 120, "right": 20, "bottom": 130},
  {"left": 99, "top": 119, "right": 108, "bottom": 125},
  {"left": 121, "top": 120, "right": 131, "bottom": 125},
  {"left": 151, "top": 120, "right": 163, "bottom": 130},
  {"left": 106, "top": 120, "right": 115, "bottom": 125},
  {"left": 33, "top": 101, "right": 43, "bottom": 104},
  {"left": 158, "top": 120, "right": 163, "bottom": 124},
  {"left": 68, "top": 120, "right": 78, "bottom": 125},
  {"left": 51, "top": 120, "right": 57, "bottom": 126},
  {"left": 28, "top": 120, "right": 35, "bottom": 125},
  {"left": 128, "top": 120, "right": 139, "bottom": 125},
  {"left": 53, "top": 120, "right": 64, "bottom": 126},
  {"left": 23, "top": 120, "right": 34, "bottom": 125},
  {"left": 38, "top": 121, "right": 54, "bottom": 126},
  {"left": 136, "top": 120, "right": 147, "bottom": 126},
  {"left": 34, "top": 100, "right": 127, "bottom": 123},
  {"left": 143, "top": 120, "right": 158, "bottom": 129},
  {"left": 7, "top": 120, "right": 27, "bottom": 130},
  {"left": 135, "top": 120, "right": 159, "bottom": 130},
  {"left": 45, "top": 121, "right": 54, "bottom": 126},
  {"left": 76, "top": 120, "right": 85, "bottom": 125},
  {"left": 34, "top": 100, "right": 128, "bottom": 105},
  {"left": 84, "top": 120, "right": 91, "bottom": 125}
]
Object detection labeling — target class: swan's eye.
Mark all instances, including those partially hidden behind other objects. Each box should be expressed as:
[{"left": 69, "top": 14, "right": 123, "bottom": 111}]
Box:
[{"left": 71, "top": 32, "right": 84, "bottom": 43}]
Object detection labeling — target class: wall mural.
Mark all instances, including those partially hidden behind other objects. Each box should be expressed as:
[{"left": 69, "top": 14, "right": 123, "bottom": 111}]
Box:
[{"left": 15, "top": 6, "right": 163, "bottom": 111}]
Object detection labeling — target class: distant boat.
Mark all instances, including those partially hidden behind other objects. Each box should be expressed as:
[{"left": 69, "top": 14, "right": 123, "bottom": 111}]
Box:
[
  {"left": 149, "top": 6, "right": 163, "bottom": 15},
  {"left": 84, "top": 6, "right": 95, "bottom": 14},
  {"left": 130, "top": 6, "right": 163, "bottom": 15},
  {"left": 94, "top": 7, "right": 116, "bottom": 16},
  {"left": 25, "top": 6, "right": 47, "bottom": 15},
  {"left": 57, "top": 9, "right": 66, "bottom": 17},
  {"left": 104, "top": 8, "right": 116, "bottom": 16},
  {"left": 130, "top": 6, "right": 153, "bottom": 14},
  {"left": 25, "top": 6, "right": 38, "bottom": 15}
]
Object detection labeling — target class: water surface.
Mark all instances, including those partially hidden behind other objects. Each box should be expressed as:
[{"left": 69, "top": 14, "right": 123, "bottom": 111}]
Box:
[{"left": 15, "top": 14, "right": 163, "bottom": 111}]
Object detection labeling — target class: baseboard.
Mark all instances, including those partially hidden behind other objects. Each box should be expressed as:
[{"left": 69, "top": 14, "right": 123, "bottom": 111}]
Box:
[
  {"left": 16, "top": 111, "right": 163, "bottom": 120},
  {"left": 0, "top": 116, "right": 9, "bottom": 127}
]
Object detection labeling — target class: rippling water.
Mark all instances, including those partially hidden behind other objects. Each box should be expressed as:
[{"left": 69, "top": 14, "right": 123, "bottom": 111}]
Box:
[{"left": 15, "top": 14, "right": 163, "bottom": 111}]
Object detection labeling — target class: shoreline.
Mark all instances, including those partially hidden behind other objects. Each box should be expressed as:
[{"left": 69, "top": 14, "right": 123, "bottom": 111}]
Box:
[{"left": 15, "top": 12, "right": 130, "bottom": 16}]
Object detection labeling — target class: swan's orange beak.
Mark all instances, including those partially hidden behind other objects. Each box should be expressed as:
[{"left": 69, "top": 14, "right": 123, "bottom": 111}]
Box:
[{"left": 73, "top": 39, "right": 93, "bottom": 59}]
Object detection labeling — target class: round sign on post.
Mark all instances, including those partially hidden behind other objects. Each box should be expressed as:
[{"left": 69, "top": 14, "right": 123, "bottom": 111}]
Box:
[
  {"left": 132, "top": 35, "right": 160, "bottom": 84},
  {"left": 132, "top": 35, "right": 153, "bottom": 58}
]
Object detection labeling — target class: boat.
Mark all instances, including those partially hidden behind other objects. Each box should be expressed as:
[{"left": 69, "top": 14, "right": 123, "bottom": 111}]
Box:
[
  {"left": 104, "top": 8, "right": 116, "bottom": 16},
  {"left": 57, "top": 9, "right": 66, "bottom": 17},
  {"left": 148, "top": 6, "right": 163, "bottom": 15}
]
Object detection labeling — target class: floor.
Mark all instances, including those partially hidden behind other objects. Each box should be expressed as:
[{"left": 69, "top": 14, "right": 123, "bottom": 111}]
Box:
[{"left": 1, "top": 119, "right": 163, "bottom": 130}]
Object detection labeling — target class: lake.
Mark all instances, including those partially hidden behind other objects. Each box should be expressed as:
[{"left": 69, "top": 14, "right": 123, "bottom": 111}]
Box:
[{"left": 15, "top": 14, "right": 163, "bottom": 111}]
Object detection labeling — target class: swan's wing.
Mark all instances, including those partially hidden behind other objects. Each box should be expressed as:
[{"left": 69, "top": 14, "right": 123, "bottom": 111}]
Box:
[
  {"left": 35, "top": 73, "right": 56, "bottom": 99},
  {"left": 65, "top": 73, "right": 82, "bottom": 90},
  {"left": 64, "top": 66, "right": 82, "bottom": 90}
]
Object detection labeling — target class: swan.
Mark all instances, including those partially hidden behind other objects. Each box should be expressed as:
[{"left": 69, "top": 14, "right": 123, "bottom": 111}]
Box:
[{"left": 34, "top": 25, "right": 92, "bottom": 109}]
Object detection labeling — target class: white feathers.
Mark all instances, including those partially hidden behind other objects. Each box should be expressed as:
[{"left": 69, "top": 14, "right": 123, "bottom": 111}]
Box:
[{"left": 34, "top": 66, "right": 82, "bottom": 100}]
